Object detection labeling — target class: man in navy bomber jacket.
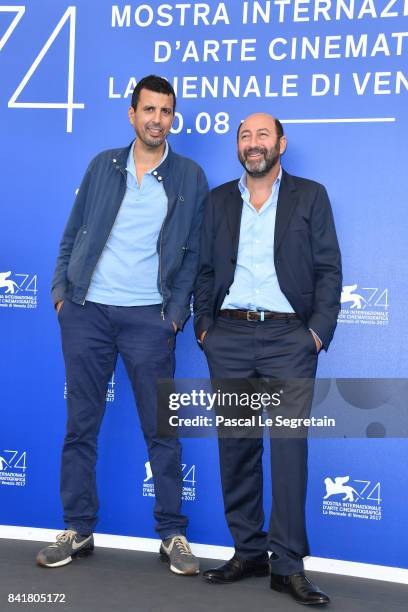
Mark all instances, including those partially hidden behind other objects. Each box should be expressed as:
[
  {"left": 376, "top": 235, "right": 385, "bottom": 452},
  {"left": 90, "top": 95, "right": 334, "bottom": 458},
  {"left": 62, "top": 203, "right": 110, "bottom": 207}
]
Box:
[{"left": 37, "top": 75, "right": 208, "bottom": 575}]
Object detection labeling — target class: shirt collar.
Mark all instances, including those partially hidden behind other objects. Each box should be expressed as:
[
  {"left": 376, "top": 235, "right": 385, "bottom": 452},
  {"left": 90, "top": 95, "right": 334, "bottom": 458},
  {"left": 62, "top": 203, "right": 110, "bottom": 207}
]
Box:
[
  {"left": 238, "top": 166, "right": 282, "bottom": 196},
  {"left": 126, "top": 139, "right": 169, "bottom": 178}
]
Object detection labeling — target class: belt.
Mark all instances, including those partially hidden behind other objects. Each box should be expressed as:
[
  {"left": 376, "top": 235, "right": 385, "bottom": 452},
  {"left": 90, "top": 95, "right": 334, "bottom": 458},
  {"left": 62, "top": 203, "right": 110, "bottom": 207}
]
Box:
[{"left": 219, "top": 309, "right": 298, "bottom": 322}]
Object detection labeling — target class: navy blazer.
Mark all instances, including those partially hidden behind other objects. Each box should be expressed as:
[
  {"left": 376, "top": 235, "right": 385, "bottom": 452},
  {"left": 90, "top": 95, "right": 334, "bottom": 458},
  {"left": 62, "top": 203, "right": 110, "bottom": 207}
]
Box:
[{"left": 193, "top": 170, "right": 342, "bottom": 350}]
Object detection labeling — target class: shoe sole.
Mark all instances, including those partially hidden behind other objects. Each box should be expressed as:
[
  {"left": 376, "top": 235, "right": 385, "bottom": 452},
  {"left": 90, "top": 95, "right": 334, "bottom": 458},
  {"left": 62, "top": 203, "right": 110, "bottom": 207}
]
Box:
[
  {"left": 36, "top": 546, "right": 94, "bottom": 568},
  {"left": 159, "top": 551, "right": 199, "bottom": 575},
  {"left": 204, "top": 568, "right": 270, "bottom": 583}
]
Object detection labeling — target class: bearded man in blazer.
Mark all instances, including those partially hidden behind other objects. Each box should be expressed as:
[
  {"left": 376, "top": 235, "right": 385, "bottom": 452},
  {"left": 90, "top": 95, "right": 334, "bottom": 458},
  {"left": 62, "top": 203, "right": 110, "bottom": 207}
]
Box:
[{"left": 194, "top": 113, "right": 342, "bottom": 605}]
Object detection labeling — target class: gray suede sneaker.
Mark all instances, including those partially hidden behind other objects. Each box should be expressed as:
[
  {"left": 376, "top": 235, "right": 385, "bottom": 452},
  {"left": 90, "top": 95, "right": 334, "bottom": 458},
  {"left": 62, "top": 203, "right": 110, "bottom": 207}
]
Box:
[
  {"left": 160, "top": 535, "right": 199, "bottom": 575},
  {"left": 36, "top": 530, "right": 94, "bottom": 568}
]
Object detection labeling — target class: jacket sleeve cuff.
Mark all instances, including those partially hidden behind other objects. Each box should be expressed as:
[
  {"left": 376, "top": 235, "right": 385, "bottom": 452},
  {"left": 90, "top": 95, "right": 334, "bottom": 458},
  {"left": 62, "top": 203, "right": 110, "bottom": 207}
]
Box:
[
  {"left": 307, "top": 313, "right": 334, "bottom": 351},
  {"left": 194, "top": 314, "right": 214, "bottom": 341},
  {"left": 309, "top": 328, "right": 322, "bottom": 347},
  {"left": 165, "top": 301, "right": 190, "bottom": 331},
  {"left": 51, "top": 285, "right": 66, "bottom": 308}
]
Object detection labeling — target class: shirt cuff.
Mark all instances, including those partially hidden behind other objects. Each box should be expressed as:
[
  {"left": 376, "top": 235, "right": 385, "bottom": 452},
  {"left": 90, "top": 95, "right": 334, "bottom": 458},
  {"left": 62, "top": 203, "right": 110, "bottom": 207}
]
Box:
[{"left": 309, "top": 328, "right": 322, "bottom": 346}]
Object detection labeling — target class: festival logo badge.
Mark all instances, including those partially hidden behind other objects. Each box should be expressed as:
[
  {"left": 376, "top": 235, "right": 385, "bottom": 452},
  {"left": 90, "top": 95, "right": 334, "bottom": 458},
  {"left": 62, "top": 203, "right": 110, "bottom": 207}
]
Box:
[
  {"left": 0, "top": 450, "right": 27, "bottom": 487},
  {"left": 338, "top": 284, "right": 389, "bottom": 326},
  {"left": 0, "top": 271, "right": 38, "bottom": 309},
  {"left": 142, "top": 461, "right": 196, "bottom": 501},
  {"left": 322, "top": 475, "right": 382, "bottom": 521}
]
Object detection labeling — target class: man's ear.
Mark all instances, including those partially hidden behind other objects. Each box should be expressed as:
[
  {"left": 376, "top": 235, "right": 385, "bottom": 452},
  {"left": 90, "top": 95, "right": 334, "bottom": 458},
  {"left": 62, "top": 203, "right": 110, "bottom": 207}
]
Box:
[{"left": 128, "top": 106, "right": 135, "bottom": 126}]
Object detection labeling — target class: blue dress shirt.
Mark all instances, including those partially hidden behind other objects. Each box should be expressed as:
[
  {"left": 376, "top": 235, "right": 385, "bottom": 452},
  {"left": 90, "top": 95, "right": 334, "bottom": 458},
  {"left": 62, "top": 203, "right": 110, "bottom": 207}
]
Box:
[
  {"left": 221, "top": 167, "right": 294, "bottom": 313},
  {"left": 86, "top": 140, "right": 168, "bottom": 306}
]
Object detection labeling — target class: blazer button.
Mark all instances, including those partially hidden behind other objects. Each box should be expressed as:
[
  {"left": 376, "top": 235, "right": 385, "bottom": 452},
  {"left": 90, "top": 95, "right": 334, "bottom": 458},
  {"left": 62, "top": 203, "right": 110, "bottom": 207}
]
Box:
[{"left": 231, "top": 258, "right": 236, "bottom": 264}]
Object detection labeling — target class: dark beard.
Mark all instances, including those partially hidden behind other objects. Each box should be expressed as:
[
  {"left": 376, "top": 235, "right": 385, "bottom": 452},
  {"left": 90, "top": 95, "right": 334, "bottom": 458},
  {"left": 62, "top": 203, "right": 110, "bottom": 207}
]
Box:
[
  {"left": 238, "top": 144, "right": 280, "bottom": 177},
  {"left": 137, "top": 123, "right": 166, "bottom": 148},
  {"left": 139, "top": 132, "right": 166, "bottom": 148}
]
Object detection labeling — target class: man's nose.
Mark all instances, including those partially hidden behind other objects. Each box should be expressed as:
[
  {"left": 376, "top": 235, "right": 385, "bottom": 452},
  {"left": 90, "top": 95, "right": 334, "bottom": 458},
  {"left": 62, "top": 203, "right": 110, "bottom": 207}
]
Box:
[
  {"left": 152, "top": 109, "right": 161, "bottom": 124},
  {"left": 248, "top": 136, "right": 259, "bottom": 148}
]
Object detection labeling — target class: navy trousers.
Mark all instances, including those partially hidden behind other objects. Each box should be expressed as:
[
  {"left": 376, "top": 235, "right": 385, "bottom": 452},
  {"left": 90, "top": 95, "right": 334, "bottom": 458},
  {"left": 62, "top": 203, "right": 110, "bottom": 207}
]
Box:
[
  {"left": 203, "top": 315, "right": 318, "bottom": 575},
  {"left": 58, "top": 300, "right": 187, "bottom": 539}
]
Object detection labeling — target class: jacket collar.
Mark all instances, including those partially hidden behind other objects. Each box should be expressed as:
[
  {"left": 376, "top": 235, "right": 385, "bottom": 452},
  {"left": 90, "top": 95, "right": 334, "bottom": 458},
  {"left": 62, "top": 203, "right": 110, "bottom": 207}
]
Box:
[{"left": 114, "top": 141, "right": 173, "bottom": 184}]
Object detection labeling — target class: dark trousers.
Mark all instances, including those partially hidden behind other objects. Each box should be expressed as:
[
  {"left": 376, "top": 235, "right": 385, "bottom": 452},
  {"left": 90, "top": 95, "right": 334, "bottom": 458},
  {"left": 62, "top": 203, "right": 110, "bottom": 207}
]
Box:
[
  {"left": 203, "top": 316, "right": 318, "bottom": 575},
  {"left": 58, "top": 300, "right": 187, "bottom": 539}
]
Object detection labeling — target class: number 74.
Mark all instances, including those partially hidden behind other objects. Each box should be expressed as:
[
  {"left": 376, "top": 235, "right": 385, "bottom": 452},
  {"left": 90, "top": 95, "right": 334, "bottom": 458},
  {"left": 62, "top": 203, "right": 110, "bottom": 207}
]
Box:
[{"left": 3, "top": 6, "right": 84, "bottom": 132}]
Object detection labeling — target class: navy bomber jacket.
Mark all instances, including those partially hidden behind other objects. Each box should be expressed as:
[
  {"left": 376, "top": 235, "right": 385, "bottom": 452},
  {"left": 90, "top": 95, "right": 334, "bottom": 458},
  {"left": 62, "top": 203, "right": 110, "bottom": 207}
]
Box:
[{"left": 51, "top": 142, "right": 209, "bottom": 329}]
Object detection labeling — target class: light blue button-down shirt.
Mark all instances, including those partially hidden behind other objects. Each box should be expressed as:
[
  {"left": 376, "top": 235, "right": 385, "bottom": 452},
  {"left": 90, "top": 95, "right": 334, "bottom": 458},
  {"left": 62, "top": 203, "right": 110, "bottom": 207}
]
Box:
[
  {"left": 86, "top": 140, "right": 168, "bottom": 306},
  {"left": 221, "top": 167, "right": 295, "bottom": 313}
]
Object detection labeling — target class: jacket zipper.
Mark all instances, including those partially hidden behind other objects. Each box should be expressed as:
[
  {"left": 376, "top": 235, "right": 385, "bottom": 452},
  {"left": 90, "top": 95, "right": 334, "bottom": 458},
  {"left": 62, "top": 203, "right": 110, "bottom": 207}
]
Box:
[
  {"left": 159, "top": 212, "right": 168, "bottom": 320},
  {"left": 81, "top": 166, "right": 127, "bottom": 305}
]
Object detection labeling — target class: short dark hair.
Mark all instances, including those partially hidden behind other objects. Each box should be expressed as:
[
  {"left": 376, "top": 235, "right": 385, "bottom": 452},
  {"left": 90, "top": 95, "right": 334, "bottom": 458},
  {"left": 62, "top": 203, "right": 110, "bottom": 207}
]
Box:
[
  {"left": 131, "top": 75, "right": 176, "bottom": 112},
  {"left": 237, "top": 117, "right": 284, "bottom": 140}
]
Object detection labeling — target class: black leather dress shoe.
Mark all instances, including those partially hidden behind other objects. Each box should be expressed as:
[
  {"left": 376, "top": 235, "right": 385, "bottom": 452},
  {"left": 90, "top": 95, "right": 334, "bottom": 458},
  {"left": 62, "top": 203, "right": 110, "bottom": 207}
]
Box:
[
  {"left": 270, "top": 572, "right": 330, "bottom": 605},
  {"left": 203, "top": 555, "right": 270, "bottom": 583}
]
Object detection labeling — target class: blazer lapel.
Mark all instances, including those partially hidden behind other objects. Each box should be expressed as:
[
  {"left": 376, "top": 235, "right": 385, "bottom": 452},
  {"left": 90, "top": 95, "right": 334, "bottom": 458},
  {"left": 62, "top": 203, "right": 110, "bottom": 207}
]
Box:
[
  {"left": 274, "top": 171, "right": 299, "bottom": 255},
  {"left": 225, "top": 182, "right": 243, "bottom": 258}
]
